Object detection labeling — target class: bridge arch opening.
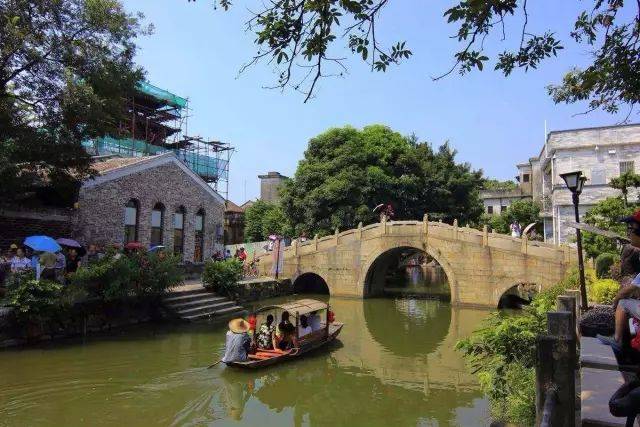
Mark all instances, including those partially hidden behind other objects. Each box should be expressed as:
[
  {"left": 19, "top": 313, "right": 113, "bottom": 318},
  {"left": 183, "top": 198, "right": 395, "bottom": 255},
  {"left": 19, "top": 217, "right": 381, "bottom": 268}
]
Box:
[
  {"left": 497, "top": 282, "right": 539, "bottom": 309},
  {"left": 363, "top": 246, "right": 451, "bottom": 299},
  {"left": 293, "top": 273, "right": 330, "bottom": 295}
]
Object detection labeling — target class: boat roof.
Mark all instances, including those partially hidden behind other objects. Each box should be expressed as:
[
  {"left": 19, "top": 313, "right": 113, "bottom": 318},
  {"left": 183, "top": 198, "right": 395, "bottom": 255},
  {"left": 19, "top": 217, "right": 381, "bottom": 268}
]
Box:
[{"left": 255, "top": 299, "right": 327, "bottom": 315}]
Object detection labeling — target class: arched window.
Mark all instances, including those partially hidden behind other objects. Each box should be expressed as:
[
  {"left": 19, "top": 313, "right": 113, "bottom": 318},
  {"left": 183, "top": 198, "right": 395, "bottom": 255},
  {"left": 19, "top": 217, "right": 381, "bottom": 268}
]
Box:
[
  {"left": 124, "top": 199, "right": 139, "bottom": 243},
  {"left": 173, "top": 206, "right": 186, "bottom": 257},
  {"left": 194, "top": 209, "right": 205, "bottom": 262},
  {"left": 150, "top": 203, "right": 165, "bottom": 247}
]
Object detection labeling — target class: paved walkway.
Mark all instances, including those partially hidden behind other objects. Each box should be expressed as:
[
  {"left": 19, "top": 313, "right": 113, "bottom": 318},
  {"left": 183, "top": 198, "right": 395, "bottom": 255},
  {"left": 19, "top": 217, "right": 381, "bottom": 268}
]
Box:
[
  {"left": 580, "top": 337, "right": 640, "bottom": 426},
  {"left": 169, "top": 279, "right": 207, "bottom": 294}
]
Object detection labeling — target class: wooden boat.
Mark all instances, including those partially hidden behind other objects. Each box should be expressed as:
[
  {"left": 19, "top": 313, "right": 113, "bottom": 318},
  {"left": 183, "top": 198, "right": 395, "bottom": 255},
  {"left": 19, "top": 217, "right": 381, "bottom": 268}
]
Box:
[{"left": 225, "top": 299, "right": 344, "bottom": 369}]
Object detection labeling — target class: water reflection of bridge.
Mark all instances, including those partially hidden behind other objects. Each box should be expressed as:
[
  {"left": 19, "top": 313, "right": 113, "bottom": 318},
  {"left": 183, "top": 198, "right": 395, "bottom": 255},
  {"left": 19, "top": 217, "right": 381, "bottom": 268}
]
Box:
[{"left": 329, "top": 298, "right": 489, "bottom": 395}]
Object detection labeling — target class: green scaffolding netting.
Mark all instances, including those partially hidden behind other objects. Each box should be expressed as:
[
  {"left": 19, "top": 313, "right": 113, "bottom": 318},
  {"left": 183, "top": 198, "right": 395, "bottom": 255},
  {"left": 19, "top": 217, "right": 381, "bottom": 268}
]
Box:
[
  {"left": 84, "top": 137, "right": 228, "bottom": 181},
  {"left": 136, "top": 81, "right": 188, "bottom": 109}
]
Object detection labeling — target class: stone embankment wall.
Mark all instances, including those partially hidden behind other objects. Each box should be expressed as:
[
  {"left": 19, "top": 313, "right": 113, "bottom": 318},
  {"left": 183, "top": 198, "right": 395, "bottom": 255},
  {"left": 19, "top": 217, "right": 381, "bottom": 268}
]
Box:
[{"left": 0, "top": 297, "right": 164, "bottom": 349}]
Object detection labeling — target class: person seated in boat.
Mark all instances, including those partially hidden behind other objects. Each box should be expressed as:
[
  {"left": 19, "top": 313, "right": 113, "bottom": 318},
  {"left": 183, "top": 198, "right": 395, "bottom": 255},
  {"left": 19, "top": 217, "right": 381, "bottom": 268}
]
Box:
[
  {"left": 222, "top": 318, "right": 252, "bottom": 363},
  {"left": 309, "top": 310, "right": 322, "bottom": 332},
  {"left": 256, "top": 314, "right": 276, "bottom": 350},
  {"left": 298, "top": 314, "right": 312, "bottom": 338},
  {"left": 274, "top": 311, "right": 298, "bottom": 351}
]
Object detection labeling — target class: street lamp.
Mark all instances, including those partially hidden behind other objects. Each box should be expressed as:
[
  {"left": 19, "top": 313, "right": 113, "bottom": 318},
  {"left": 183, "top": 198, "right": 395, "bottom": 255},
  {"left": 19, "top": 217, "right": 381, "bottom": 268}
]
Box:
[{"left": 559, "top": 170, "right": 588, "bottom": 310}]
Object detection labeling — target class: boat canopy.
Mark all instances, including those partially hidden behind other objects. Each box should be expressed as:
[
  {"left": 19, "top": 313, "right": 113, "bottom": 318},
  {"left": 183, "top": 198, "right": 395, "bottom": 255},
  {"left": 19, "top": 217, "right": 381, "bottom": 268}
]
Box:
[{"left": 255, "top": 299, "right": 327, "bottom": 316}]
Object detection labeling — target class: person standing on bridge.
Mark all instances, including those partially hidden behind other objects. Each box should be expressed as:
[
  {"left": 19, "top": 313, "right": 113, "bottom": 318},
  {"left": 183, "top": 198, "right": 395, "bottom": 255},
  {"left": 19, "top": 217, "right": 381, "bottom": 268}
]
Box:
[{"left": 510, "top": 221, "right": 521, "bottom": 238}]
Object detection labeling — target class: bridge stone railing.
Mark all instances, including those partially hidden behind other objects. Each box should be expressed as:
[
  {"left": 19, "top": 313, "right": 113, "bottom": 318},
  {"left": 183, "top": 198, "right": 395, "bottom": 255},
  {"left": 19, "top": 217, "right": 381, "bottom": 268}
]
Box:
[{"left": 278, "top": 216, "right": 573, "bottom": 263}]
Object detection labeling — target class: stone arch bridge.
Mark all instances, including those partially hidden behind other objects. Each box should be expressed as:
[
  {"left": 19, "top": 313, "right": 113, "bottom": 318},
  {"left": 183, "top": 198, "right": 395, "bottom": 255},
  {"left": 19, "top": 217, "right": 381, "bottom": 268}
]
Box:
[{"left": 258, "top": 217, "right": 577, "bottom": 308}]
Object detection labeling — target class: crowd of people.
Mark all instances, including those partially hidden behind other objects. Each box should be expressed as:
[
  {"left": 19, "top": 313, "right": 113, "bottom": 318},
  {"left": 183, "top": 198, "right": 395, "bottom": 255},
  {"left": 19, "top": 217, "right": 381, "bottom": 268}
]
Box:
[
  {"left": 0, "top": 242, "right": 106, "bottom": 291},
  {"left": 221, "top": 310, "right": 324, "bottom": 363}
]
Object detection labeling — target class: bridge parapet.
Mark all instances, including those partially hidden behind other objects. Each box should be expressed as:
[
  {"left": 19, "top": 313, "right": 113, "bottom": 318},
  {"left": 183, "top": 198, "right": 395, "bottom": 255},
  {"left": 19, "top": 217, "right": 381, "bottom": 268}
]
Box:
[{"left": 280, "top": 219, "right": 572, "bottom": 263}]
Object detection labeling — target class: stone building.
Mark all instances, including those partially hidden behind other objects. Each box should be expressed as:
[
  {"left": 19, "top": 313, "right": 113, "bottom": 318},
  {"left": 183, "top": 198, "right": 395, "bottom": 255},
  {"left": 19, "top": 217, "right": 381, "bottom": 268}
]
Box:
[
  {"left": 493, "top": 123, "right": 640, "bottom": 243},
  {"left": 258, "top": 171, "right": 288, "bottom": 203},
  {"left": 76, "top": 152, "right": 225, "bottom": 262}
]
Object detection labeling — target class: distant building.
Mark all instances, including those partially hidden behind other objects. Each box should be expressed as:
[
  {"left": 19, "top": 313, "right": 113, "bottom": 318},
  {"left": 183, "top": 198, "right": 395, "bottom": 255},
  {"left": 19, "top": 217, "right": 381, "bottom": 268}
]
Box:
[
  {"left": 258, "top": 172, "right": 288, "bottom": 203},
  {"left": 480, "top": 164, "right": 534, "bottom": 215},
  {"left": 240, "top": 200, "right": 255, "bottom": 211},
  {"left": 224, "top": 201, "right": 245, "bottom": 245},
  {"left": 486, "top": 123, "right": 640, "bottom": 243},
  {"left": 480, "top": 189, "right": 530, "bottom": 215}
]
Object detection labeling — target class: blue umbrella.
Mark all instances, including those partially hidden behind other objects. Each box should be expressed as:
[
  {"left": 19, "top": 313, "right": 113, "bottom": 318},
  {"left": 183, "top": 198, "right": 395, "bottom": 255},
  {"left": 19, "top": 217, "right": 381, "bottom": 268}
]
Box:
[
  {"left": 24, "top": 235, "right": 62, "bottom": 252},
  {"left": 149, "top": 245, "right": 165, "bottom": 252}
]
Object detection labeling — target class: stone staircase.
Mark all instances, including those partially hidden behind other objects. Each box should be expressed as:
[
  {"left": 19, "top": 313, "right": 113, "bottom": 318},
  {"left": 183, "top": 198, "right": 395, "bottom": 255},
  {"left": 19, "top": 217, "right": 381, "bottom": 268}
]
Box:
[{"left": 162, "top": 284, "right": 246, "bottom": 322}]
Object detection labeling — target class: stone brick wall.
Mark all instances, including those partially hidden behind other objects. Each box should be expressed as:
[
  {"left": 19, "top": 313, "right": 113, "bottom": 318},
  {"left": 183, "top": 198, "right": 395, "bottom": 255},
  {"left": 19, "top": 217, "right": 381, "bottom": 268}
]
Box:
[
  {"left": 76, "top": 161, "right": 224, "bottom": 262},
  {"left": 0, "top": 207, "right": 74, "bottom": 250}
]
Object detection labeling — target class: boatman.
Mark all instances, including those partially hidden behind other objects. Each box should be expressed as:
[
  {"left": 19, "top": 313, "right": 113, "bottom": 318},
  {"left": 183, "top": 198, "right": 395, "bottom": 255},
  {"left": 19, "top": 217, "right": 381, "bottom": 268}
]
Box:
[{"left": 222, "top": 318, "right": 251, "bottom": 363}]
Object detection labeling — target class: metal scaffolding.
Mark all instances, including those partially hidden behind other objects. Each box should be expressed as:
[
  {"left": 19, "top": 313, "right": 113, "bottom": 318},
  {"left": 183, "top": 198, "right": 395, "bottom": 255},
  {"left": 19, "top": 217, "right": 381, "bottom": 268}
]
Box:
[{"left": 84, "top": 81, "right": 233, "bottom": 200}]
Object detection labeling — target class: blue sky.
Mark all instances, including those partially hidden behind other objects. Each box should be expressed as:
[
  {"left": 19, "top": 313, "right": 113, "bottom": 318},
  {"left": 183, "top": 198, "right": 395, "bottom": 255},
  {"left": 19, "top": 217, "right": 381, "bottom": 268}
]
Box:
[{"left": 121, "top": 0, "right": 633, "bottom": 203}]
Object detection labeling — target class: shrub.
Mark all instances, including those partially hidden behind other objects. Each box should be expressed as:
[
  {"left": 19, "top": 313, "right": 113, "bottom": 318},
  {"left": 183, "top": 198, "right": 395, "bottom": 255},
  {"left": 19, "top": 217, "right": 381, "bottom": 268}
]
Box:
[
  {"left": 70, "top": 253, "right": 135, "bottom": 301},
  {"left": 595, "top": 253, "right": 619, "bottom": 279},
  {"left": 588, "top": 279, "right": 620, "bottom": 304},
  {"left": 529, "top": 267, "right": 594, "bottom": 314},
  {"left": 457, "top": 268, "right": 592, "bottom": 426},
  {"left": 457, "top": 310, "right": 545, "bottom": 425},
  {"left": 130, "top": 252, "right": 183, "bottom": 297},
  {"left": 6, "top": 278, "right": 63, "bottom": 320},
  {"left": 203, "top": 258, "right": 243, "bottom": 294}
]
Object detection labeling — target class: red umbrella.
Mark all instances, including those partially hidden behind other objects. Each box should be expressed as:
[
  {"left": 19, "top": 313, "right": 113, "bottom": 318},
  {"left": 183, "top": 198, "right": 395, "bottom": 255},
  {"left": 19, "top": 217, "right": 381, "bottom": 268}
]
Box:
[{"left": 124, "top": 242, "right": 144, "bottom": 250}]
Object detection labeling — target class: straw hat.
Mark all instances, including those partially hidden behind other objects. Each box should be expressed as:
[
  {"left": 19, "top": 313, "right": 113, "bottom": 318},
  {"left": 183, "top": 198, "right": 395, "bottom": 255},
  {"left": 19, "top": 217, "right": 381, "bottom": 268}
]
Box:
[{"left": 228, "top": 318, "right": 250, "bottom": 334}]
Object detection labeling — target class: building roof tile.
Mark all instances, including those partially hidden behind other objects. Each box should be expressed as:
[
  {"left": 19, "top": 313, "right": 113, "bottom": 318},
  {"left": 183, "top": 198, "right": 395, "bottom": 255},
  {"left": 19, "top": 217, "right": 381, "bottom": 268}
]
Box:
[
  {"left": 90, "top": 156, "right": 159, "bottom": 175},
  {"left": 225, "top": 200, "right": 244, "bottom": 213}
]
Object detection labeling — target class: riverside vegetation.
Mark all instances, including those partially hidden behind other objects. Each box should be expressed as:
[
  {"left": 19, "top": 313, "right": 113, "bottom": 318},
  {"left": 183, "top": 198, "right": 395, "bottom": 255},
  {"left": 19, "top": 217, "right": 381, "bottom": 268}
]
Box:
[
  {"left": 2, "top": 250, "right": 183, "bottom": 341},
  {"left": 202, "top": 258, "right": 243, "bottom": 295},
  {"left": 457, "top": 267, "right": 620, "bottom": 426}
]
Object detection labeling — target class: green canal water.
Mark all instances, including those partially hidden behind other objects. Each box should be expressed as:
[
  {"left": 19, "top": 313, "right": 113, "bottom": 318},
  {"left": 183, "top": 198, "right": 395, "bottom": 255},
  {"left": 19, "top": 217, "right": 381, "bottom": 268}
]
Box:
[{"left": 0, "top": 297, "right": 492, "bottom": 426}]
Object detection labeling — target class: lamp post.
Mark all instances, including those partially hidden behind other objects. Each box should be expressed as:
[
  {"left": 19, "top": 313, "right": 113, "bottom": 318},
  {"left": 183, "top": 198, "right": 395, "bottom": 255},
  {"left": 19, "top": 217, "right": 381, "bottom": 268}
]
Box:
[{"left": 559, "top": 171, "right": 588, "bottom": 310}]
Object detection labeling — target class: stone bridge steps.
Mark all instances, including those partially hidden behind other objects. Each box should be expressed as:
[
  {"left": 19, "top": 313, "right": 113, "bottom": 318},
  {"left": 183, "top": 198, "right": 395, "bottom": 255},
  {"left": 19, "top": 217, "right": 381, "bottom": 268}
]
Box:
[{"left": 162, "top": 285, "right": 246, "bottom": 322}]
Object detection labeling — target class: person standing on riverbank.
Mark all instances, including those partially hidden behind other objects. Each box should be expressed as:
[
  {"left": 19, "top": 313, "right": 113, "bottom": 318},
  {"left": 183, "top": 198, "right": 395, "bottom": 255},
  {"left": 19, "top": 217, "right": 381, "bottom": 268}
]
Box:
[{"left": 10, "top": 248, "right": 30, "bottom": 273}]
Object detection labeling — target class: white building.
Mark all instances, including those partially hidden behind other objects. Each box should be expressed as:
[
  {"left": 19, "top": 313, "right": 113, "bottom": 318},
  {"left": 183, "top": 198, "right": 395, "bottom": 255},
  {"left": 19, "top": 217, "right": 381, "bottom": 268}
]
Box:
[
  {"left": 479, "top": 163, "right": 535, "bottom": 214},
  {"left": 482, "top": 124, "right": 640, "bottom": 243}
]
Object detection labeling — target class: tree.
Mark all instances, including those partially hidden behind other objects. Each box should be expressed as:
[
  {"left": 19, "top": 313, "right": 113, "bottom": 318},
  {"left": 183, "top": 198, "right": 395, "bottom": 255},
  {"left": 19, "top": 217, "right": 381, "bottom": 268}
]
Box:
[
  {"left": 609, "top": 171, "right": 640, "bottom": 206},
  {"left": 243, "top": 200, "right": 292, "bottom": 242},
  {"left": 482, "top": 179, "right": 518, "bottom": 191},
  {"left": 478, "top": 199, "right": 540, "bottom": 235},
  {"left": 279, "top": 125, "right": 484, "bottom": 237},
  {"left": 194, "top": 1, "right": 639, "bottom": 115},
  {"left": 582, "top": 196, "right": 634, "bottom": 259},
  {"left": 1, "top": 0, "right": 148, "bottom": 205}
]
